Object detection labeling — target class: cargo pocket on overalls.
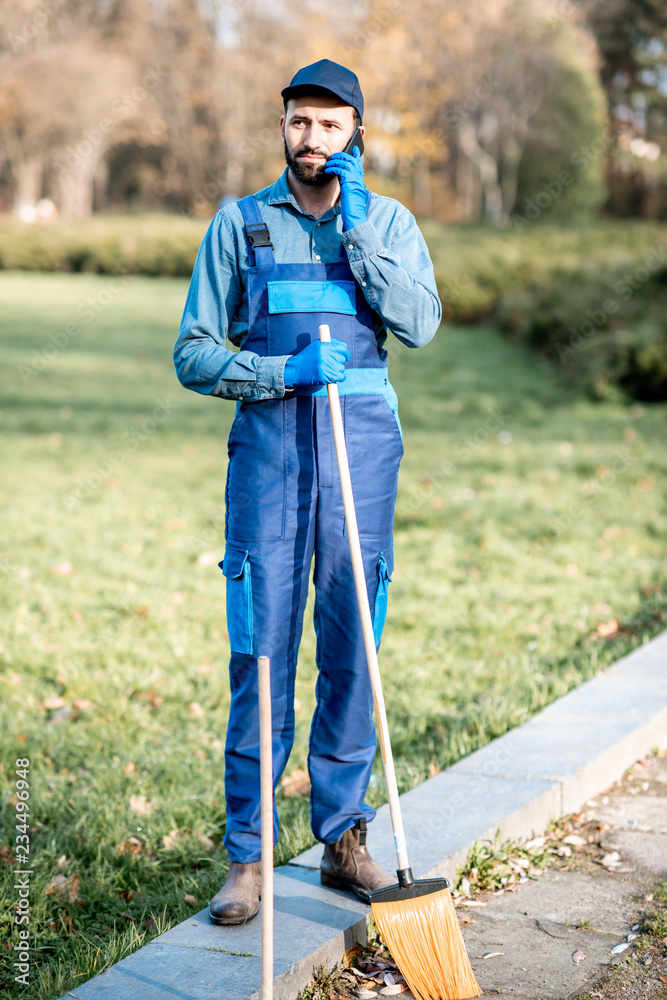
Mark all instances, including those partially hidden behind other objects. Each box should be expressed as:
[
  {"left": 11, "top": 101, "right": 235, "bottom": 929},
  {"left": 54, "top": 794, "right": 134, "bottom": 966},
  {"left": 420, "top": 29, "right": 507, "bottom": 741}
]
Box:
[
  {"left": 219, "top": 547, "right": 253, "bottom": 654},
  {"left": 372, "top": 553, "right": 392, "bottom": 646}
]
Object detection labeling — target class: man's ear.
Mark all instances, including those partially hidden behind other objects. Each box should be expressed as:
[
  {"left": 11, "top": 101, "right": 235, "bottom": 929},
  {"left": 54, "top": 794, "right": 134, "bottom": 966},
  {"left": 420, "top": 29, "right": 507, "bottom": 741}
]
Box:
[{"left": 279, "top": 114, "right": 286, "bottom": 141}]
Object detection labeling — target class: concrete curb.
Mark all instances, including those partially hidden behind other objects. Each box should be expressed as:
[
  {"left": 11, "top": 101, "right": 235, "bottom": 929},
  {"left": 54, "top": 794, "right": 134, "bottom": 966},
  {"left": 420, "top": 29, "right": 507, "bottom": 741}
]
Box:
[{"left": 60, "top": 629, "right": 667, "bottom": 1000}]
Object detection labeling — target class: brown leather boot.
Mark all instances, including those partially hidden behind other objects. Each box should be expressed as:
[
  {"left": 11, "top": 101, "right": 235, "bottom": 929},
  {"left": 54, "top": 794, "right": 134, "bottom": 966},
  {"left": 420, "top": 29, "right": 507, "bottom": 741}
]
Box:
[
  {"left": 320, "top": 819, "right": 395, "bottom": 903},
  {"left": 208, "top": 861, "right": 261, "bottom": 925}
]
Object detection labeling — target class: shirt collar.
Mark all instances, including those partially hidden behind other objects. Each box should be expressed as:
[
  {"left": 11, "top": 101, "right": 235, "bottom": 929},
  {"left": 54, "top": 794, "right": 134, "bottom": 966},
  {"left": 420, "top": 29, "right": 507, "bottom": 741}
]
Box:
[{"left": 266, "top": 167, "right": 341, "bottom": 221}]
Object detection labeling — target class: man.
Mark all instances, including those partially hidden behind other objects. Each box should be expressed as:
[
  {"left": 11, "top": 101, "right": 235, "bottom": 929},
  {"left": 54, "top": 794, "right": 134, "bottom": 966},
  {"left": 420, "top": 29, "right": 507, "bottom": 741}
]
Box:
[{"left": 174, "top": 59, "right": 441, "bottom": 924}]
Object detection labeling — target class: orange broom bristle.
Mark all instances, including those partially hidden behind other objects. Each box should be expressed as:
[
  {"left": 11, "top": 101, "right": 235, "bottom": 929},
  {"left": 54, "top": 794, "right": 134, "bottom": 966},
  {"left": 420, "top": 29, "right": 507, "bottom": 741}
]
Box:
[{"left": 371, "top": 886, "right": 481, "bottom": 1000}]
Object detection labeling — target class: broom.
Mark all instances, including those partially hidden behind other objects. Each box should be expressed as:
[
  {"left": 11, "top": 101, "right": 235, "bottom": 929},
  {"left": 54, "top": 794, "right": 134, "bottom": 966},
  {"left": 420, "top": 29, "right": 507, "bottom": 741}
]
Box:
[{"left": 319, "top": 325, "right": 480, "bottom": 1000}]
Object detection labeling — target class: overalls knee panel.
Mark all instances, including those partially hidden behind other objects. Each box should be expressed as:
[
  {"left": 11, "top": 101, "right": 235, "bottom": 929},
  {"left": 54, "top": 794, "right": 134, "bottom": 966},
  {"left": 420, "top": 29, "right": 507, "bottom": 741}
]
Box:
[{"left": 221, "top": 195, "right": 404, "bottom": 861}]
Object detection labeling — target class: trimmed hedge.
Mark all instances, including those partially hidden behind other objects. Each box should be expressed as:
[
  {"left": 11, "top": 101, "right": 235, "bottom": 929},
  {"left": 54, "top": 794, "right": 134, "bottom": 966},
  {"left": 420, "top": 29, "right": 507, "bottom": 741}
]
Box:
[
  {"left": 1, "top": 213, "right": 665, "bottom": 401},
  {"left": 0, "top": 214, "right": 206, "bottom": 276},
  {"left": 422, "top": 219, "right": 667, "bottom": 402}
]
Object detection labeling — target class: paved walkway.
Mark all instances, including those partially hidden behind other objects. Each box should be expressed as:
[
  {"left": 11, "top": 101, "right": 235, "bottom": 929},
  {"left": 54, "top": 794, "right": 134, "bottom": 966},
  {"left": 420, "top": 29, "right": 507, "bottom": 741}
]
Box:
[
  {"left": 59, "top": 629, "right": 667, "bottom": 1000},
  {"left": 464, "top": 748, "right": 667, "bottom": 999}
]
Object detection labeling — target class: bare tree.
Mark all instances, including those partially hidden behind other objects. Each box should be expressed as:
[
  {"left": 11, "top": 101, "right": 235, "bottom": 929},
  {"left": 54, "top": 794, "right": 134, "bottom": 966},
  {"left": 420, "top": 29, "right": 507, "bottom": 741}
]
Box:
[
  {"left": 0, "top": 38, "right": 132, "bottom": 217},
  {"left": 443, "top": 0, "right": 559, "bottom": 224}
]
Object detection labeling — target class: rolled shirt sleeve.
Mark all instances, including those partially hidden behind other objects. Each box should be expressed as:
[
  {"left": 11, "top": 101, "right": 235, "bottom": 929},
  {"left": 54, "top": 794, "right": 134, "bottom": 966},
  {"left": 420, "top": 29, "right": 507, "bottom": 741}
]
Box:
[
  {"left": 341, "top": 207, "right": 441, "bottom": 348},
  {"left": 174, "top": 212, "right": 289, "bottom": 402}
]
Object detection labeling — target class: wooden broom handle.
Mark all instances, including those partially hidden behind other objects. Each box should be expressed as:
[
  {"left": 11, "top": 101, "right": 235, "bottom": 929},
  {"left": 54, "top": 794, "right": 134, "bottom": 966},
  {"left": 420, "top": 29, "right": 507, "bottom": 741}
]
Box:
[
  {"left": 258, "top": 655, "right": 273, "bottom": 1000},
  {"left": 319, "top": 325, "right": 410, "bottom": 873}
]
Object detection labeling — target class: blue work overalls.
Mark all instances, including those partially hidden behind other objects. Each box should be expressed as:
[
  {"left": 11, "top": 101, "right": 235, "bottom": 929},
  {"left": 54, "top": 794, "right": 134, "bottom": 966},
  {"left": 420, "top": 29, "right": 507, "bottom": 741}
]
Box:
[{"left": 221, "top": 195, "right": 404, "bottom": 862}]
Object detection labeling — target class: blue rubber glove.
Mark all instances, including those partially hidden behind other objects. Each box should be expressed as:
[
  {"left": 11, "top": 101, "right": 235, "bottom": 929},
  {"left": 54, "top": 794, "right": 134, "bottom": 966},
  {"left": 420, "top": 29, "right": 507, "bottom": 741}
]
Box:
[
  {"left": 283, "top": 339, "right": 350, "bottom": 389},
  {"left": 324, "top": 146, "right": 367, "bottom": 232}
]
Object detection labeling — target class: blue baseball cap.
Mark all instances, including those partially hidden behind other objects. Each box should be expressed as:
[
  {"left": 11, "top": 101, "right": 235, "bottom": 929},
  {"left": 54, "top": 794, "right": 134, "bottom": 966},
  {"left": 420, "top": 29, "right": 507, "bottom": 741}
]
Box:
[{"left": 281, "top": 59, "right": 364, "bottom": 121}]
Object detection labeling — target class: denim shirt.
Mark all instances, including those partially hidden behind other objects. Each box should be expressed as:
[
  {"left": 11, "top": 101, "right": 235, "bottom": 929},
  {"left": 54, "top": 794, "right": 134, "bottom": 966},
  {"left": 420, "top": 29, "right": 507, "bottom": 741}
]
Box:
[{"left": 174, "top": 168, "right": 442, "bottom": 402}]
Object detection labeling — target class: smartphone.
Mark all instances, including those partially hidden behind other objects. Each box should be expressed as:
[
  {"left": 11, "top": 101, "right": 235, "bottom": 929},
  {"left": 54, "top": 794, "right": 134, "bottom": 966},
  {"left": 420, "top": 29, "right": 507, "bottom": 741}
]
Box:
[{"left": 343, "top": 126, "right": 364, "bottom": 157}]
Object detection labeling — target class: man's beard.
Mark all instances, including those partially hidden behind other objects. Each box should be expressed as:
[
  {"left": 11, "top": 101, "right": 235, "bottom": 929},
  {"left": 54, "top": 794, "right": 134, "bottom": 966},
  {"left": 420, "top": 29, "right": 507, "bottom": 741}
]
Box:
[{"left": 284, "top": 139, "right": 333, "bottom": 188}]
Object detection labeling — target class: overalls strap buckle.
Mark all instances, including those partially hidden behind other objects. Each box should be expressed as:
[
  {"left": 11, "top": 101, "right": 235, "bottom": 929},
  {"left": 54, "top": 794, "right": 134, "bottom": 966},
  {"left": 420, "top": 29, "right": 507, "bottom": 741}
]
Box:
[{"left": 245, "top": 222, "right": 273, "bottom": 251}]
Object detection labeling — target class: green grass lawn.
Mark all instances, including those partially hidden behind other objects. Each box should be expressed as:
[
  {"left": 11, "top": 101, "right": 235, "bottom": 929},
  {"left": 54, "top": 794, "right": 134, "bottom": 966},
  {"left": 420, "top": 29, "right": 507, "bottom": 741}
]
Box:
[{"left": 0, "top": 271, "right": 665, "bottom": 998}]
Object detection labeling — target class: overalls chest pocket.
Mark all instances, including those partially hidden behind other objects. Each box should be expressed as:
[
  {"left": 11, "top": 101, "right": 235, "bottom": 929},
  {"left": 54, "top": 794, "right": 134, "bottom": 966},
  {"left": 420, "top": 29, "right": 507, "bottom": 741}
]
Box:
[{"left": 266, "top": 279, "right": 357, "bottom": 363}]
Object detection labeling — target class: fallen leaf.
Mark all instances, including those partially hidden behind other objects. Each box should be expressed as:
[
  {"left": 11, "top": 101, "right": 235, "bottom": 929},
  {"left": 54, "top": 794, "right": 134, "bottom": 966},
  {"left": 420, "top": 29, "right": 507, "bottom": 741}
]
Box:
[
  {"left": 119, "top": 911, "right": 135, "bottom": 921},
  {"left": 562, "top": 835, "right": 586, "bottom": 847},
  {"left": 123, "top": 762, "right": 137, "bottom": 777},
  {"left": 45, "top": 873, "right": 80, "bottom": 902},
  {"left": 57, "top": 855, "right": 68, "bottom": 868},
  {"left": 189, "top": 701, "right": 205, "bottom": 718},
  {"left": 355, "top": 990, "right": 378, "bottom": 999},
  {"left": 460, "top": 898, "right": 486, "bottom": 907},
  {"left": 52, "top": 561, "right": 73, "bottom": 576},
  {"left": 184, "top": 893, "right": 196, "bottom": 905},
  {"left": 50, "top": 915, "right": 76, "bottom": 933},
  {"left": 129, "top": 794, "right": 153, "bottom": 816},
  {"left": 72, "top": 699, "right": 91, "bottom": 712},
  {"left": 627, "top": 932, "right": 639, "bottom": 942},
  {"left": 572, "top": 950, "right": 586, "bottom": 964},
  {"left": 610, "top": 942, "right": 629, "bottom": 955},
  {"left": 281, "top": 767, "right": 311, "bottom": 797},
  {"left": 597, "top": 619, "right": 619, "bottom": 637},
  {"left": 457, "top": 912, "right": 476, "bottom": 925},
  {"left": 384, "top": 973, "right": 396, "bottom": 986},
  {"left": 601, "top": 851, "right": 621, "bottom": 868},
  {"left": 162, "top": 834, "right": 177, "bottom": 849},
  {"left": 379, "top": 988, "right": 406, "bottom": 996},
  {"left": 118, "top": 837, "right": 143, "bottom": 857},
  {"left": 42, "top": 695, "right": 66, "bottom": 710},
  {"left": 343, "top": 945, "right": 364, "bottom": 968},
  {"left": 481, "top": 952, "right": 503, "bottom": 959},
  {"left": 524, "top": 837, "right": 546, "bottom": 850},
  {"left": 556, "top": 845, "right": 572, "bottom": 858}
]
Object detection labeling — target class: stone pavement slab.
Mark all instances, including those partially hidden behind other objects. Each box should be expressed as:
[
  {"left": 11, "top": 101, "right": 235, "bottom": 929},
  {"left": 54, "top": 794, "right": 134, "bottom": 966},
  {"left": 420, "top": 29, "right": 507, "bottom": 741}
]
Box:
[
  {"left": 66, "top": 866, "right": 368, "bottom": 1000},
  {"left": 68, "top": 943, "right": 273, "bottom": 1000},
  {"left": 59, "top": 628, "right": 667, "bottom": 1000}
]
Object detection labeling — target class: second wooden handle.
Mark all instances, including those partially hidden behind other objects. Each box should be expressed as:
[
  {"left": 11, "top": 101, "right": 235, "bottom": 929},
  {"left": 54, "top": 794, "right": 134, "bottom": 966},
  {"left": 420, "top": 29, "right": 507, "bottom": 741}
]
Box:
[{"left": 258, "top": 655, "right": 273, "bottom": 1000}]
